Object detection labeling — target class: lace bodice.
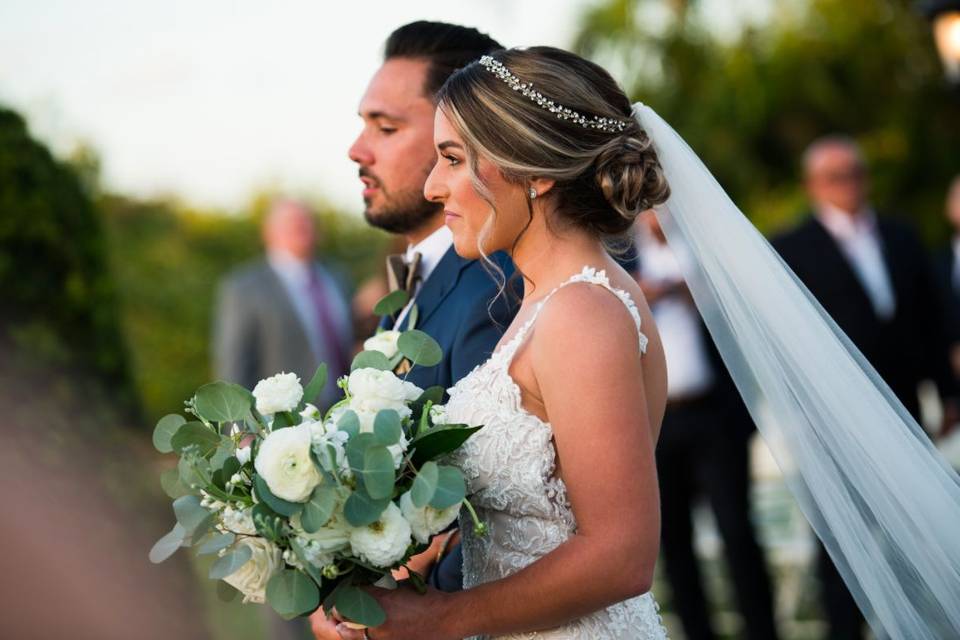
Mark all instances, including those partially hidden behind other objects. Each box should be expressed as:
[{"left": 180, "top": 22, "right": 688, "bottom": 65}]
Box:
[{"left": 446, "top": 267, "right": 668, "bottom": 640}]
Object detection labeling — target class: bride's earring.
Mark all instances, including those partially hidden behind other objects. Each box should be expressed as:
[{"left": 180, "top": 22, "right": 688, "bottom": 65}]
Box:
[{"left": 528, "top": 187, "right": 537, "bottom": 200}]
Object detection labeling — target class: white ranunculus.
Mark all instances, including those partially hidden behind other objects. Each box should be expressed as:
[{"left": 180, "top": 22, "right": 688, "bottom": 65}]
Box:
[
  {"left": 349, "top": 502, "right": 412, "bottom": 568},
  {"left": 363, "top": 330, "right": 402, "bottom": 358},
  {"left": 255, "top": 423, "right": 322, "bottom": 502},
  {"left": 399, "top": 492, "right": 462, "bottom": 544},
  {"left": 223, "top": 537, "right": 283, "bottom": 604},
  {"left": 346, "top": 368, "right": 422, "bottom": 432},
  {"left": 253, "top": 372, "right": 303, "bottom": 415}
]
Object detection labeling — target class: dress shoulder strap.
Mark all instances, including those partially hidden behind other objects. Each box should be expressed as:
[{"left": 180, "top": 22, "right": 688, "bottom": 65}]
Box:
[{"left": 495, "top": 266, "right": 648, "bottom": 366}]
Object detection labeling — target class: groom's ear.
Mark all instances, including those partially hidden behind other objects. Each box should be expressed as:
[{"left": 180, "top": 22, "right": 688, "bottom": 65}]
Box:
[{"left": 530, "top": 177, "right": 556, "bottom": 199}]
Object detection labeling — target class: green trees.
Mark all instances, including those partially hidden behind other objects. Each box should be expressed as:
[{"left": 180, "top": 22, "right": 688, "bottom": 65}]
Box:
[
  {"left": 575, "top": 0, "right": 960, "bottom": 237},
  {"left": 0, "top": 107, "right": 137, "bottom": 410}
]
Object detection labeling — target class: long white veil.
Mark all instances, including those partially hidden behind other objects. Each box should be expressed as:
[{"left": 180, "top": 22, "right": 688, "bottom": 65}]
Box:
[{"left": 633, "top": 103, "right": 960, "bottom": 639}]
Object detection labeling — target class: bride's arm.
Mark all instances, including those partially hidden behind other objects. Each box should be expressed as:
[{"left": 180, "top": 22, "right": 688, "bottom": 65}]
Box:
[{"left": 335, "top": 286, "right": 662, "bottom": 640}]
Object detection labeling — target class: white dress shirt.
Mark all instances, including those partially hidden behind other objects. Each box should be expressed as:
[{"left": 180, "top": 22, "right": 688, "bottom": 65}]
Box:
[
  {"left": 267, "top": 250, "right": 351, "bottom": 364},
  {"left": 637, "top": 231, "right": 714, "bottom": 399},
  {"left": 816, "top": 205, "right": 896, "bottom": 321},
  {"left": 393, "top": 225, "right": 454, "bottom": 329}
]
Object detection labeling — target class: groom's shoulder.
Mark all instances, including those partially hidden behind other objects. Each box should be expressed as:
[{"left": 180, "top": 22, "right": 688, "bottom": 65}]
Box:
[{"left": 453, "top": 250, "right": 514, "bottom": 295}]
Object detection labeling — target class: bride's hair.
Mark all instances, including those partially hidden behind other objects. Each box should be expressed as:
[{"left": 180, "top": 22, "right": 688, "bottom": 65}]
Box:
[{"left": 436, "top": 47, "right": 670, "bottom": 247}]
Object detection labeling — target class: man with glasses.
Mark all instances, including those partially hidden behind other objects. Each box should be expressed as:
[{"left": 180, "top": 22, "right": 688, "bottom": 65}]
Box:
[{"left": 774, "top": 136, "right": 958, "bottom": 640}]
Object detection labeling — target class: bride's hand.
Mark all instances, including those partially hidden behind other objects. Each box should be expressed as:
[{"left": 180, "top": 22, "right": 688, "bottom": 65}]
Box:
[{"left": 333, "top": 585, "right": 458, "bottom": 640}]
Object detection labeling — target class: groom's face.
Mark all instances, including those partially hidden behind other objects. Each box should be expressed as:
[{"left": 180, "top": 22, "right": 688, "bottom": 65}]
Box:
[{"left": 349, "top": 58, "right": 443, "bottom": 234}]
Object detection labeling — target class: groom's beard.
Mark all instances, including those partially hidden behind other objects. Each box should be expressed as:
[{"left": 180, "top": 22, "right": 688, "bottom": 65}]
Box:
[{"left": 360, "top": 167, "right": 441, "bottom": 235}]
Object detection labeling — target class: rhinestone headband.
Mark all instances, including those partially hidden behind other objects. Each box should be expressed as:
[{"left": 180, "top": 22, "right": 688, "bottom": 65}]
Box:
[{"left": 478, "top": 55, "right": 629, "bottom": 134}]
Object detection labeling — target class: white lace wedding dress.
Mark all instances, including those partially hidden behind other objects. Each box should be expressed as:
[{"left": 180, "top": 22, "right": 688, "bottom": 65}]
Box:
[{"left": 445, "top": 267, "right": 669, "bottom": 640}]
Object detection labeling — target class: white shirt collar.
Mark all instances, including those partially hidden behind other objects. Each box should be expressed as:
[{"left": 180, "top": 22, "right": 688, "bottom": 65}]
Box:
[
  {"left": 267, "top": 249, "right": 312, "bottom": 282},
  {"left": 406, "top": 225, "right": 453, "bottom": 284},
  {"left": 815, "top": 203, "right": 877, "bottom": 240}
]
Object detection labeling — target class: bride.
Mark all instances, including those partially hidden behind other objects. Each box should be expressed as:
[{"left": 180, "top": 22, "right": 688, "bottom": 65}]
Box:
[{"left": 334, "top": 46, "right": 960, "bottom": 640}]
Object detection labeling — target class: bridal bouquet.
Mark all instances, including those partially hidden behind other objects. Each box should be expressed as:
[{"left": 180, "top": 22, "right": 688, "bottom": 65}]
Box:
[{"left": 150, "top": 292, "right": 481, "bottom": 626}]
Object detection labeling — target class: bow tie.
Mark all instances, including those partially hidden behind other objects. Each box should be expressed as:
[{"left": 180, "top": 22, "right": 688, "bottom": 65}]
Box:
[{"left": 386, "top": 252, "right": 422, "bottom": 296}]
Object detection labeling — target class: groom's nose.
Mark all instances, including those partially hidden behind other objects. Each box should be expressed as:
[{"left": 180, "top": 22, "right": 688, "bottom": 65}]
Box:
[{"left": 348, "top": 134, "right": 372, "bottom": 166}]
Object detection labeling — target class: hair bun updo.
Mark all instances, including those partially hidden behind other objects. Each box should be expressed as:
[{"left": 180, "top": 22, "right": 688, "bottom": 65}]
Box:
[{"left": 593, "top": 126, "right": 671, "bottom": 234}]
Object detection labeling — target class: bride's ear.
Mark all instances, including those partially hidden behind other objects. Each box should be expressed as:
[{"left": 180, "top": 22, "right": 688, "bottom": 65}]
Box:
[{"left": 528, "top": 177, "right": 556, "bottom": 200}]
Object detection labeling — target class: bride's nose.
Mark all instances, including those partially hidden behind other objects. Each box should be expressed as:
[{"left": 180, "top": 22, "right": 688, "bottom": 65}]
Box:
[{"left": 423, "top": 162, "right": 447, "bottom": 203}]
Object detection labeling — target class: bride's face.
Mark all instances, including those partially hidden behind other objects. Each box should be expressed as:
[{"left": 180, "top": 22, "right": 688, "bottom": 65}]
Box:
[{"left": 424, "top": 109, "right": 530, "bottom": 259}]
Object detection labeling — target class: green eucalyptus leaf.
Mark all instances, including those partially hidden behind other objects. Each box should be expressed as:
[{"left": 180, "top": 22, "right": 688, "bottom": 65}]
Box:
[
  {"left": 173, "top": 495, "right": 211, "bottom": 535},
  {"left": 337, "top": 410, "right": 360, "bottom": 438},
  {"left": 221, "top": 456, "right": 241, "bottom": 482},
  {"left": 373, "top": 289, "right": 409, "bottom": 316},
  {"left": 416, "top": 386, "right": 445, "bottom": 407},
  {"left": 430, "top": 465, "right": 466, "bottom": 509},
  {"left": 333, "top": 585, "right": 386, "bottom": 627},
  {"left": 300, "top": 484, "right": 338, "bottom": 533},
  {"left": 194, "top": 381, "right": 253, "bottom": 422},
  {"left": 362, "top": 446, "right": 395, "bottom": 500},
  {"left": 153, "top": 414, "right": 186, "bottom": 453},
  {"left": 272, "top": 411, "right": 291, "bottom": 430},
  {"left": 410, "top": 461, "right": 439, "bottom": 508},
  {"left": 398, "top": 330, "right": 442, "bottom": 367},
  {"left": 197, "top": 532, "right": 236, "bottom": 555},
  {"left": 253, "top": 474, "right": 304, "bottom": 517},
  {"left": 351, "top": 350, "right": 391, "bottom": 372},
  {"left": 303, "top": 363, "right": 329, "bottom": 406},
  {"left": 373, "top": 409, "right": 402, "bottom": 445},
  {"left": 209, "top": 545, "right": 253, "bottom": 579},
  {"left": 171, "top": 422, "right": 221, "bottom": 457},
  {"left": 343, "top": 489, "right": 390, "bottom": 527},
  {"left": 177, "top": 452, "right": 211, "bottom": 493},
  {"left": 267, "top": 569, "right": 321, "bottom": 620},
  {"left": 149, "top": 523, "right": 185, "bottom": 563},
  {"left": 406, "top": 303, "right": 419, "bottom": 330},
  {"left": 345, "top": 432, "right": 379, "bottom": 474},
  {"left": 410, "top": 424, "right": 482, "bottom": 466},
  {"left": 210, "top": 436, "right": 235, "bottom": 469},
  {"left": 160, "top": 468, "right": 190, "bottom": 499}
]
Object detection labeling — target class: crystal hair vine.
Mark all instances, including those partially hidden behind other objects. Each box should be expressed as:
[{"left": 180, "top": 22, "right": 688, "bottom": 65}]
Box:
[{"left": 478, "top": 55, "right": 629, "bottom": 134}]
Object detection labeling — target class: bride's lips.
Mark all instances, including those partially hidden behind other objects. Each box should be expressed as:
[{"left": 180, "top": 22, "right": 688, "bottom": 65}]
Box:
[{"left": 444, "top": 210, "right": 461, "bottom": 223}]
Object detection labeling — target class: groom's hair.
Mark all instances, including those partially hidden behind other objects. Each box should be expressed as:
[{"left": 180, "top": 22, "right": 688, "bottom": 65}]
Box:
[{"left": 384, "top": 21, "right": 502, "bottom": 101}]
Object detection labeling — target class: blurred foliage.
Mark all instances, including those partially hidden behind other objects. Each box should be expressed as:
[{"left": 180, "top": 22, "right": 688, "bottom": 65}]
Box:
[
  {"left": 0, "top": 107, "right": 138, "bottom": 413},
  {"left": 100, "top": 192, "right": 390, "bottom": 425},
  {"left": 575, "top": 0, "right": 960, "bottom": 239}
]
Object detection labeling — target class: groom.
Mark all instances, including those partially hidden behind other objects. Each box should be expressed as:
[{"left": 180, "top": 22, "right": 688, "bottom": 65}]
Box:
[{"left": 311, "top": 20, "right": 511, "bottom": 639}]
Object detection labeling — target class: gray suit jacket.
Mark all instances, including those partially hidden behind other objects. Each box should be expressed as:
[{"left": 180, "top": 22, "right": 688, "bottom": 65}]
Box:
[{"left": 212, "top": 259, "right": 351, "bottom": 407}]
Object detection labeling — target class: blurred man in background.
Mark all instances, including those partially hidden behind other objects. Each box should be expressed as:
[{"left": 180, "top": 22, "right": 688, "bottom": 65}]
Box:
[
  {"left": 774, "top": 137, "right": 959, "bottom": 640},
  {"left": 936, "top": 175, "right": 960, "bottom": 386},
  {"left": 213, "top": 199, "right": 352, "bottom": 410},
  {"left": 635, "top": 212, "right": 780, "bottom": 640}
]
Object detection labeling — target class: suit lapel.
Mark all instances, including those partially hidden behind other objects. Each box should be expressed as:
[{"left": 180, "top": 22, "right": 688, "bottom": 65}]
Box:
[
  {"left": 403, "top": 247, "right": 471, "bottom": 330},
  {"left": 805, "top": 217, "right": 878, "bottom": 315}
]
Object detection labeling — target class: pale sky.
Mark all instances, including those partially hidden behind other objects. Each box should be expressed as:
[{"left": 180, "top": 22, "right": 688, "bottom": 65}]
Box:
[{"left": 0, "top": 0, "right": 769, "bottom": 213}]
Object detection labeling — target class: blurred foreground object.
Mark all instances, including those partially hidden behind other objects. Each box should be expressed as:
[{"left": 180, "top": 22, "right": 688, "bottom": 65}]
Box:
[{"left": 922, "top": 0, "right": 960, "bottom": 84}]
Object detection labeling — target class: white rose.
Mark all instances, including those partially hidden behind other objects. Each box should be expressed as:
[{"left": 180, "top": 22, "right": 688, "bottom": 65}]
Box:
[
  {"left": 255, "top": 423, "right": 322, "bottom": 502},
  {"left": 253, "top": 372, "right": 303, "bottom": 415},
  {"left": 363, "top": 331, "right": 402, "bottom": 359},
  {"left": 236, "top": 445, "right": 251, "bottom": 466},
  {"left": 223, "top": 537, "right": 282, "bottom": 604},
  {"left": 399, "top": 492, "right": 462, "bottom": 544},
  {"left": 349, "top": 502, "right": 412, "bottom": 568}
]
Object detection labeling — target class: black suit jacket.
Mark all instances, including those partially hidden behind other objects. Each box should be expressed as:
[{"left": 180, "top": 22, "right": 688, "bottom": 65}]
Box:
[
  {"left": 934, "top": 245, "right": 960, "bottom": 345},
  {"left": 772, "top": 214, "right": 956, "bottom": 418}
]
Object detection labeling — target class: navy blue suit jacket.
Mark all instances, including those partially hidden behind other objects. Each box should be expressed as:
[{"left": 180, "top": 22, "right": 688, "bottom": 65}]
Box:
[
  {"left": 384, "top": 248, "right": 517, "bottom": 395},
  {"left": 382, "top": 248, "right": 517, "bottom": 592}
]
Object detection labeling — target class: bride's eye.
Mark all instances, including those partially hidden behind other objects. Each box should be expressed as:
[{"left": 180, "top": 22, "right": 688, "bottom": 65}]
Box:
[{"left": 442, "top": 154, "right": 461, "bottom": 167}]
